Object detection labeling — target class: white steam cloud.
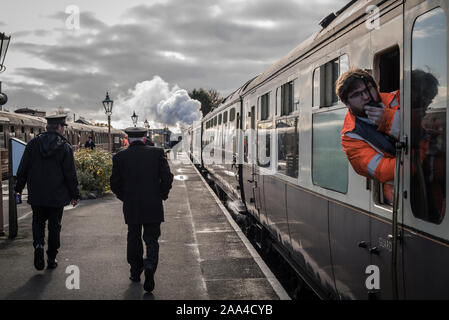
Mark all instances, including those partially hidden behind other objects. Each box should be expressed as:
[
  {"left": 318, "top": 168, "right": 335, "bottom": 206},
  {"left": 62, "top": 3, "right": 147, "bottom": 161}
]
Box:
[{"left": 110, "top": 76, "right": 201, "bottom": 131}]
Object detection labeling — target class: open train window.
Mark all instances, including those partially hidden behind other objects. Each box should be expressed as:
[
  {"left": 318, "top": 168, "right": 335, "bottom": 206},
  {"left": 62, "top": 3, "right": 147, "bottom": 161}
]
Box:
[{"left": 375, "top": 46, "right": 400, "bottom": 93}]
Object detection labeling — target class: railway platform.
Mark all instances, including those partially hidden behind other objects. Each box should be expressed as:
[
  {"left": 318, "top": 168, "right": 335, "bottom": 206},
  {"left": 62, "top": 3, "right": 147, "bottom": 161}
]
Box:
[{"left": 0, "top": 152, "right": 289, "bottom": 300}]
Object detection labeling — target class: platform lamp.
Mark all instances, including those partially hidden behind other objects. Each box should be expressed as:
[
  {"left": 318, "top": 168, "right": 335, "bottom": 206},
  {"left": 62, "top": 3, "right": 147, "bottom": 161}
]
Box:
[
  {"left": 144, "top": 118, "right": 151, "bottom": 142},
  {"left": 0, "top": 33, "right": 11, "bottom": 109},
  {"left": 102, "top": 92, "right": 113, "bottom": 153},
  {"left": 131, "top": 111, "right": 138, "bottom": 127}
]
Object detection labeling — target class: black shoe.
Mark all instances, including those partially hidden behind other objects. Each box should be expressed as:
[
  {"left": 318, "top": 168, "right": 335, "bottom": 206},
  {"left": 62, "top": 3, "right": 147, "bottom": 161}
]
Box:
[
  {"left": 47, "top": 258, "right": 58, "bottom": 269},
  {"left": 129, "top": 267, "right": 143, "bottom": 282},
  {"left": 143, "top": 268, "right": 155, "bottom": 293},
  {"left": 34, "top": 247, "right": 45, "bottom": 271}
]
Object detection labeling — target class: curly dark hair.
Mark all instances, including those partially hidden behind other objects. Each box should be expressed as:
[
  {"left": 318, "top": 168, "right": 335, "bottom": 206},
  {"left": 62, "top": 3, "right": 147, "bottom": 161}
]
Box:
[{"left": 335, "top": 68, "right": 378, "bottom": 103}]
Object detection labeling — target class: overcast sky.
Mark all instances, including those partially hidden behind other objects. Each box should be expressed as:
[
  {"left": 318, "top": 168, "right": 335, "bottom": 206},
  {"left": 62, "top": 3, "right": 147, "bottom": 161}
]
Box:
[{"left": 0, "top": 0, "right": 348, "bottom": 130}]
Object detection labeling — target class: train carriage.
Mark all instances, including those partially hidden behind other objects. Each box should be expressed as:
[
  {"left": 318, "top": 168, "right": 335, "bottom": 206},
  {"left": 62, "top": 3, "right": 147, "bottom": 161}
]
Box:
[{"left": 190, "top": 0, "right": 449, "bottom": 299}]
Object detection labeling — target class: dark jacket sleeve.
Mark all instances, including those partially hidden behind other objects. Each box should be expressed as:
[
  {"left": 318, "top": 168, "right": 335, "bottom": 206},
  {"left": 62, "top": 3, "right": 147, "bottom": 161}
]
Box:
[
  {"left": 62, "top": 144, "right": 81, "bottom": 199},
  {"left": 14, "top": 142, "right": 32, "bottom": 193},
  {"left": 159, "top": 149, "right": 173, "bottom": 200},
  {"left": 110, "top": 154, "right": 124, "bottom": 201}
]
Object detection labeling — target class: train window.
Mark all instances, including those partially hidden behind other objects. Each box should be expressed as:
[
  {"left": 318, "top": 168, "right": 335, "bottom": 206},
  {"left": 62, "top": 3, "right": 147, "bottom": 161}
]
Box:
[
  {"left": 281, "top": 81, "right": 293, "bottom": 116},
  {"left": 223, "top": 111, "right": 228, "bottom": 124},
  {"left": 277, "top": 117, "right": 298, "bottom": 178},
  {"left": 312, "top": 108, "right": 348, "bottom": 193},
  {"left": 257, "top": 122, "right": 272, "bottom": 168},
  {"left": 230, "top": 108, "right": 235, "bottom": 122},
  {"left": 21, "top": 127, "right": 25, "bottom": 133},
  {"left": 260, "top": 92, "right": 270, "bottom": 121},
  {"left": 30, "top": 127, "right": 34, "bottom": 134},
  {"left": 410, "top": 7, "right": 447, "bottom": 224},
  {"left": 313, "top": 55, "right": 348, "bottom": 108},
  {"left": 0, "top": 125, "right": 3, "bottom": 132},
  {"left": 218, "top": 114, "right": 222, "bottom": 125},
  {"left": 214, "top": 117, "right": 217, "bottom": 127}
]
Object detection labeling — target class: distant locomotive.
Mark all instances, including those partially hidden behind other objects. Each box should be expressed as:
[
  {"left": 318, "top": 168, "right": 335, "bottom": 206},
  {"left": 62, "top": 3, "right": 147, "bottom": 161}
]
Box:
[
  {"left": 0, "top": 110, "right": 125, "bottom": 179},
  {"left": 186, "top": 0, "right": 449, "bottom": 299}
]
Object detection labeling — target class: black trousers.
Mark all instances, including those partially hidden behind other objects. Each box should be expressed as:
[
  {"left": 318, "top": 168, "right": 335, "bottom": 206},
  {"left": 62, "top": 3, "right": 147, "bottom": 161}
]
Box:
[
  {"left": 127, "top": 223, "right": 161, "bottom": 274},
  {"left": 31, "top": 206, "right": 64, "bottom": 260}
]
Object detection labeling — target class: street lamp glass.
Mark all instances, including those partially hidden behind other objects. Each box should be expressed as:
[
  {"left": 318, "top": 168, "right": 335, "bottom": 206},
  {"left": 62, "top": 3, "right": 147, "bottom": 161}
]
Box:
[
  {"left": 131, "top": 111, "right": 138, "bottom": 126},
  {"left": 102, "top": 92, "right": 113, "bottom": 115},
  {"left": 0, "top": 33, "right": 11, "bottom": 72}
]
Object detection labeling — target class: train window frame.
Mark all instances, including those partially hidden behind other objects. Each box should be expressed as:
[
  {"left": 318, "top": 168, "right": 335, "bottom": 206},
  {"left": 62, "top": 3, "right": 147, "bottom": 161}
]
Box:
[
  {"left": 223, "top": 111, "right": 228, "bottom": 124},
  {"left": 218, "top": 114, "right": 222, "bottom": 125}
]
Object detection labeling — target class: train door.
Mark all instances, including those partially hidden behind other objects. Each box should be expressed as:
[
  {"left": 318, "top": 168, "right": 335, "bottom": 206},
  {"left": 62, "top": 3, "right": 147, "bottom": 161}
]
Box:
[
  {"left": 241, "top": 100, "right": 259, "bottom": 219},
  {"left": 401, "top": 1, "right": 449, "bottom": 299},
  {"left": 368, "top": 6, "right": 404, "bottom": 299}
]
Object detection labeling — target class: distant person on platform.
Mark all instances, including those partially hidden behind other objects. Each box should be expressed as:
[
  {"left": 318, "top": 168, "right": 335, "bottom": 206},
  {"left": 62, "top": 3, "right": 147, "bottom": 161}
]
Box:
[
  {"left": 110, "top": 127, "right": 173, "bottom": 293},
  {"left": 14, "top": 115, "right": 80, "bottom": 271},
  {"left": 85, "top": 136, "right": 95, "bottom": 150},
  {"left": 122, "top": 134, "right": 130, "bottom": 148}
]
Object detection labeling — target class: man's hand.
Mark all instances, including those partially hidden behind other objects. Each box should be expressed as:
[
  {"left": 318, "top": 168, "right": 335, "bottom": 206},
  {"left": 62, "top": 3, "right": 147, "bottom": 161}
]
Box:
[
  {"left": 71, "top": 199, "right": 79, "bottom": 207},
  {"left": 364, "top": 103, "right": 385, "bottom": 126}
]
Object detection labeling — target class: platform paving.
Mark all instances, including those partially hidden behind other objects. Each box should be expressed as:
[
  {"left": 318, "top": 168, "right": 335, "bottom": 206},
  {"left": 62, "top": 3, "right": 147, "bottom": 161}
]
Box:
[{"left": 0, "top": 152, "right": 286, "bottom": 300}]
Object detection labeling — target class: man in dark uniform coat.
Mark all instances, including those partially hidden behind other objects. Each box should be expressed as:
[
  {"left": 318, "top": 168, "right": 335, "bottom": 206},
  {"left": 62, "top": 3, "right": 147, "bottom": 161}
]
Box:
[
  {"left": 84, "top": 136, "right": 95, "bottom": 149},
  {"left": 15, "top": 115, "right": 80, "bottom": 270},
  {"left": 110, "top": 127, "right": 173, "bottom": 293}
]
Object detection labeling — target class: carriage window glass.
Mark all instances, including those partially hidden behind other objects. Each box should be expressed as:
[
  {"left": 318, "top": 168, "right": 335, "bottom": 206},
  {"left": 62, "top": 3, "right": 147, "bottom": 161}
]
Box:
[
  {"left": 214, "top": 117, "right": 217, "bottom": 127},
  {"left": 0, "top": 125, "right": 3, "bottom": 133},
  {"left": 218, "top": 114, "right": 222, "bottom": 125},
  {"left": 410, "top": 7, "right": 447, "bottom": 224},
  {"left": 260, "top": 92, "right": 270, "bottom": 120},
  {"left": 312, "top": 108, "right": 348, "bottom": 193},
  {"left": 230, "top": 108, "right": 235, "bottom": 122},
  {"left": 277, "top": 117, "right": 298, "bottom": 178},
  {"left": 223, "top": 111, "right": 228, "bottom": 123},
  {"left": 313, "top": 56, "right": 347, "bottom": 108},
  {"left": 30, "top": 127, "right": 34, "bottom": 134},
  {"left": 281, "top": 81, "right": 294, "bottom": 116},
  {"left": 21, "top": 127, "right": 25, "bottom": 133}
]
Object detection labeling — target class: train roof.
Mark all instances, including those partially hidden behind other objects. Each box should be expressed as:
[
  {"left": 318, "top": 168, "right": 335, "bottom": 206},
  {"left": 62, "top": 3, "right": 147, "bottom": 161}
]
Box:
[
  {"left": 0, "top": 110, "right": 124, "bottom": 134},
  {"left": 240, "top": 0, "right": 374, "bottom": 95}
]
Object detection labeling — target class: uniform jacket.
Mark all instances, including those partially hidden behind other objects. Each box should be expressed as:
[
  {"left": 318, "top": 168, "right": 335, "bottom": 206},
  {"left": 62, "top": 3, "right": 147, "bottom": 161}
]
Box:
[
  {"left": 84, "top": 140, "right": 95, "bottom": 149},
  {"left": 15, "top": 131, "right": 80, "bottom": 207},
  {"left": 110, "top": 140, "right": 173, "bottom": 224},
  {"left": 341, "top": 91, "right": 400, "bottom": 183}
]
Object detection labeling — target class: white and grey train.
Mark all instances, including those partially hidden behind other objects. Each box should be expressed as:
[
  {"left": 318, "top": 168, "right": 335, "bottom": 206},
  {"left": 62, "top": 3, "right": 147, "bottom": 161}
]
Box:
[{"left": 185, "top": 0, "right": 449, "bottom": 299}]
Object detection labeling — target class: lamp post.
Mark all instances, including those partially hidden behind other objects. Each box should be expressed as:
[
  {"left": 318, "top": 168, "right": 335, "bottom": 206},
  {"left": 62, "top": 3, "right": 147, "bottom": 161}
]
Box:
[
  {"left": 102, "top": 92, "right": 113, "bottom": 153},
  {"left": 144, "top": 118, "right": 151, "bottom": 143},
  {"left": 131, "top": 111, "right": 138, "bottom": 127},
  {"left": 0, "top": 33, "right": 11, "bottom": 109},
  {"left": 0, "top": 32, "right": 10, "bottom": 237}
]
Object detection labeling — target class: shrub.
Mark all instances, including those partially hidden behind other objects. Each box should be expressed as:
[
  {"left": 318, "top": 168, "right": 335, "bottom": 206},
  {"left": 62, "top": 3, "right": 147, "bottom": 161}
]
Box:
[{"left": 74, "top": 148, "right": 112, "bottom": 198}]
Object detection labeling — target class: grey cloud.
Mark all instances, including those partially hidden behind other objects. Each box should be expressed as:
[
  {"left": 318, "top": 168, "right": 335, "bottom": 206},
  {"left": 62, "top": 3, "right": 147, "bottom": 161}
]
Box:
[{"left": 9, "top": 0, "right": 351, "bottom": 123}]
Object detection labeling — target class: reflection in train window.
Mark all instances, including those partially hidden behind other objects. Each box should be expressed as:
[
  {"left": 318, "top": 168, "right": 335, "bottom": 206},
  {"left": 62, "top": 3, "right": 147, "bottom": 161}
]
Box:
[
  {"left": 218, "top": 114, "right": 222, "bottom": 125},
  {"left": 410, "top": 7, "right": 447, "bottom": 224},
  {"left": 223, "top": 111, "right": 228, "bottom": 124},
  {"left": 313, "top": 55, "right": 349, "bottom": 108},
  {"left": 277, "top": 117, "right": 298, "bottom": 178}
]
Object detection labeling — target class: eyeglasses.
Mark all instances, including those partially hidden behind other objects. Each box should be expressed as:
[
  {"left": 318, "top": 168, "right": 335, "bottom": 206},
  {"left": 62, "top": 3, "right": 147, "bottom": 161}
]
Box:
[{"left": 348, "top": 84, "right": 374, "bottom": 101}]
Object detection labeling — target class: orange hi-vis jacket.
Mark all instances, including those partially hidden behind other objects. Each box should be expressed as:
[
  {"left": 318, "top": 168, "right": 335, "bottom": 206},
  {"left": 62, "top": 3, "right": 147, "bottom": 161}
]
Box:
[{"left": 341, "top": 91, "right": 400, "bottom": 183}]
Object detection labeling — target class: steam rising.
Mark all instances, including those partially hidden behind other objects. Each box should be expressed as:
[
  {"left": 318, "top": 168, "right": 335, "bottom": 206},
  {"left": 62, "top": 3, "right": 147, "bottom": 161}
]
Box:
[{"left": 111, "top": 76, "right": 201, "bottom": 130}]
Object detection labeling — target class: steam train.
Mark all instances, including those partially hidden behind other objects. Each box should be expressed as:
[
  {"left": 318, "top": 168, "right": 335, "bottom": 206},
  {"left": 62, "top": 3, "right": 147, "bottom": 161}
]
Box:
[
  {"left": 0, "top": 110, "right": 125, "bottom": 179},
  {"left": 185, "top": 0, "right": 449, "bottom": 299}
]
